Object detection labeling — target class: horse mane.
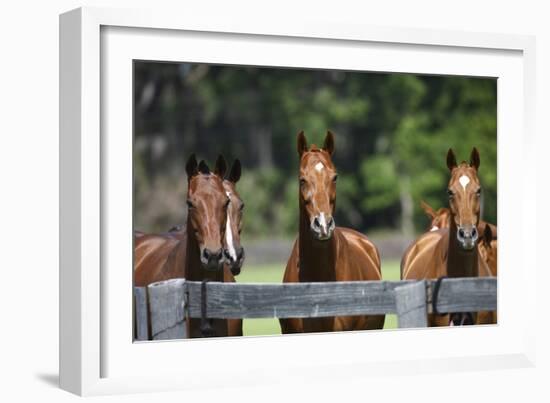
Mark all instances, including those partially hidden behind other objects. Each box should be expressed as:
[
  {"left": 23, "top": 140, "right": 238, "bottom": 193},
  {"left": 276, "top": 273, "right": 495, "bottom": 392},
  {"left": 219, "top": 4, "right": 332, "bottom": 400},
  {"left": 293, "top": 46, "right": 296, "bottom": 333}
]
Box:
[{"left": 308, "top": 144, "right": 322, "bottom": 152}]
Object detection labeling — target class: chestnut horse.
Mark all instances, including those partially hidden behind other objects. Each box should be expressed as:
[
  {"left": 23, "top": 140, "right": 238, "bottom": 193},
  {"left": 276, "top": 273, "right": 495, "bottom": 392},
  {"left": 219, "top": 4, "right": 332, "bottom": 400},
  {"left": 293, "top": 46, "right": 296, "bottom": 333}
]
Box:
[
  {"left": 419, "top": 200, "right": 497, "bottom": 276},
  {"left": 159, "top": 159, "right": 245, "bottom": 275},
  {"left": 420, "top": 200, "right": 452, "bottom": 232},
  {"left": 134, "top": 155, "right": 243, "bottom": 337},
  {"left": 401, "top": 148, "right": 495, "bottom": 326},
  {"left": 478, "top": 225, "right": 497, "bottom": 277},
  {"left": 280, "top": 131, "right": 384, "bottom": 333}
]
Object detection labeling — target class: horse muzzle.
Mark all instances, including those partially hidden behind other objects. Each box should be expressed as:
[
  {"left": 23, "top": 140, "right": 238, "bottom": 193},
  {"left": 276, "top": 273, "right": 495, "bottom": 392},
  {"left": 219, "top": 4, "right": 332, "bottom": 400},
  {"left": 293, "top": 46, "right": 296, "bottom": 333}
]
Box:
[
  {"left": 201, "top": 248, "right": 225, "bottom": 271},
  {"left": 456, "top": 225, "right": 478, "bottom": 250},
  {"left": 310, "top": 213, "right": 335, "bottom": 241},
  {"left": 224, "top": 247, "right": 245, "bottom": 275}
]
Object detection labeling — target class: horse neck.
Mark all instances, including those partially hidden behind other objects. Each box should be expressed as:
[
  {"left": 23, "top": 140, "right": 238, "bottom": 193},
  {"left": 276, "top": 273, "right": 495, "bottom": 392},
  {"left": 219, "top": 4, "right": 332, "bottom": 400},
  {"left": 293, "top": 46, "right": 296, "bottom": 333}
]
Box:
[
  {"left": 298, "top": 203, "right": 337, "bottom": 281},
  {"left": 447, "top": 218, "right": 479, "bottom": 278},
  {"left": 185, "top": 218, "right": 224, "bottom": 282}
]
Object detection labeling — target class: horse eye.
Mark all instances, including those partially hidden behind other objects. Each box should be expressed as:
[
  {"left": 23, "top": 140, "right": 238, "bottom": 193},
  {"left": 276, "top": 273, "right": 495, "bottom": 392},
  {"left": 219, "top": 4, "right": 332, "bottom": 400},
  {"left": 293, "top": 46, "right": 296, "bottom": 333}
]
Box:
[
  {"left": 186, "top": 200, "right": 194, "bottom": 208},
  {"left": 239, "top": 203, "right": 245, "bottom": 211},
  {"left": 333, "top": 174, "right": 338, "bottom": 182},
  {"left": 476, "top": 188, "right": 482, "bottom": 197},
  {"left": 299, "top": 178, "right": 306, "bottom": 186},
  {"left": 447, "top": 189, "right": 454, "bottom": 198}
]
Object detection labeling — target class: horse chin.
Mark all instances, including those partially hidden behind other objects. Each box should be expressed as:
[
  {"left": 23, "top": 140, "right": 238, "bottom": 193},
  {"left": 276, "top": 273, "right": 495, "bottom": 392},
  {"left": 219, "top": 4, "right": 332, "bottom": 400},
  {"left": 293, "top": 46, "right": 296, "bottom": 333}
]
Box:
[
  {"left": 459, "top": 241, "right": 476, "bottom": 251},
  {"left": 224, "top": 252, "right": 244, "bottom": 276},
  {"left": 203, "top": 261, "right": 225, "bottom": 272},
  {"left": 312, "top": 231, "right": 333, "bottom": 242},
  {"left": 230, "top": 264, "right": 241, "bottom": 276}
]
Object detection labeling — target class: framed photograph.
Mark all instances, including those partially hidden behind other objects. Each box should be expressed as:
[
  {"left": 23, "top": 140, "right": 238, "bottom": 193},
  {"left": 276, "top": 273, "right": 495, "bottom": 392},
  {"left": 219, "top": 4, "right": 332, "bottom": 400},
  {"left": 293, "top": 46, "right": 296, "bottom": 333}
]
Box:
[{"left": 60, "top": 7, "right": 536, "bottom": 396}]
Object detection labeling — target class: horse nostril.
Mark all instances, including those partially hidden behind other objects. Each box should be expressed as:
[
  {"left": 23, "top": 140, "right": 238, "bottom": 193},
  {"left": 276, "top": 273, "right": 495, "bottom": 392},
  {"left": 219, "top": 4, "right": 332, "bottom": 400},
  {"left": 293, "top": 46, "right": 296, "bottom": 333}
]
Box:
[
  {"left": 458, "top": 228, "right": 465, "bottom": 239},
  {"left": 236, "top": 247, "right": 244, "bottom": 260},
  {"left": 313, "top": 217, "right": 320, "bottom": 229},
  {"left": 471, "top": 227, "right": 478, "bottom": 239},
  {"left": 203, "top": 248, "right": 223, "bottom": 262}
]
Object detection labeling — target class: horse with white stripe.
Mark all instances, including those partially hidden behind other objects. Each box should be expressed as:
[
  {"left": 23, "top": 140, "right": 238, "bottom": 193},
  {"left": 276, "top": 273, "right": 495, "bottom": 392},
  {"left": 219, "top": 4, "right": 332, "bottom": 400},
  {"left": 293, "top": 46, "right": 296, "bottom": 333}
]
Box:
[
  {"left": 162, "top": 160, "right": 245, "bottom": 276},
  {"left": 401, "top": 148, "right": 496, "bottom": 326},
  {"left": 418, "top": 200, "right": 497, "bottom": 278},
  {"left": 280, "top": 131, "right": 384, "bottom": 333},
  {"left": 221, "top": 160, "right": 245, "bottom": 275},
  {"left": 134, "top": 155, "right": 244, "bottom": 337}
]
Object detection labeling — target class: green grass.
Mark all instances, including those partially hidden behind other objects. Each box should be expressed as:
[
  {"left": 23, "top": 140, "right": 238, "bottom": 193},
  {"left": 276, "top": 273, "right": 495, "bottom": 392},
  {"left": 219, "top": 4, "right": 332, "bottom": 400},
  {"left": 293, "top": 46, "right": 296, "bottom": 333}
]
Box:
[{"left": 236, "top": 259, "right": 401, "bottom": 336}]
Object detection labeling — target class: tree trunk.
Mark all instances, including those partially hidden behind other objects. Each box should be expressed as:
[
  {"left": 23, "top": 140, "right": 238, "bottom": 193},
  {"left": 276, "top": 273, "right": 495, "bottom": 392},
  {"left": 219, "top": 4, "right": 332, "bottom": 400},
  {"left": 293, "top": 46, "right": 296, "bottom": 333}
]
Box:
[
  {"left": 399, "top": 174, "right": 414, "bottom": 238},
  {"left": 252, "top": 127, "right": 273, "bottom": 169}
]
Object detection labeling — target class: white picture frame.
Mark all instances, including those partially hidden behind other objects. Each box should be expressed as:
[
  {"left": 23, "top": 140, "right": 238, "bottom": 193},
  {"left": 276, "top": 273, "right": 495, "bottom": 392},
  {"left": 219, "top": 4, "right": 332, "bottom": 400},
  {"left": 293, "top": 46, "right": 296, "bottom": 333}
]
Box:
[{"left": 60, "top": 6, "right": 537, "bottom": 396}]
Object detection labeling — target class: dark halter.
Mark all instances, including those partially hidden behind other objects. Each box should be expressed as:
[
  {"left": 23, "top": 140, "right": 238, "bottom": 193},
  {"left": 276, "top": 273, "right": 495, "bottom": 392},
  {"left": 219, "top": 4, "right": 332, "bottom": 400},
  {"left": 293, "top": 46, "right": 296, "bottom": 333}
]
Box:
[
  {"left": 450, "top": 312, "right": 474, "bottom": 326},
  {"left": 432, "top": 276, "right": 448, "bottom": 315},
  {"left": 200, "top": 279, "right": 215, "bottom": 337}
]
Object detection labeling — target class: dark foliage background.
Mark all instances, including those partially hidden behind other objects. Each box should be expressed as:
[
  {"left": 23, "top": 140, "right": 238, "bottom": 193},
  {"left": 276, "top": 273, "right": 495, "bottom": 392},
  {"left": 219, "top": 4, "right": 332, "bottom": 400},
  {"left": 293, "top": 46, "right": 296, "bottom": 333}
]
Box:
[{"left": 134, "top": 61, "right": 497, "bottom": 241}]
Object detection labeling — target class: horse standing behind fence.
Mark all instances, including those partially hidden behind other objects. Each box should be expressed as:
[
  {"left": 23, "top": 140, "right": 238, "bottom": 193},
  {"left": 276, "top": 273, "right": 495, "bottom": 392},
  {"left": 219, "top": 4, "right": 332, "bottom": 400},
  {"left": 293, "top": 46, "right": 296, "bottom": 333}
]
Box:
[
  {"left": 280, "top": 131, "right": 385, "bottom": 333},
  {"left": 401, "top": 148, "right": 496, "bottom": 326},
  {"left": 419, "top": 200, "right": 498, "bottom": 277},
  {"left": 134, "top": 155, "right": 244, "bottom": 337},
  {"left": 162, "top": 159, "right": 245, "bottom": 276}
]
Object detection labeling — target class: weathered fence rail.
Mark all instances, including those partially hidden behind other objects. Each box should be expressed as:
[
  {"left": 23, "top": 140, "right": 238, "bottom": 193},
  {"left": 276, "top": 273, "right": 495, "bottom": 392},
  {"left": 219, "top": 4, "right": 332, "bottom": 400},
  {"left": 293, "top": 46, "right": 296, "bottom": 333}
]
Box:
[{"left": 134, "top": 277, "right": 496, "bottom": 341}]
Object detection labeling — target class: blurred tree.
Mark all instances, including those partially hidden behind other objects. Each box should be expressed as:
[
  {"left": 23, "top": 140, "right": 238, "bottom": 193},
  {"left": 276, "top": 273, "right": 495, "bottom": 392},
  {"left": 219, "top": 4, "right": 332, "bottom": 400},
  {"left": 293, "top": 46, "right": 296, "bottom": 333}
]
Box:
[{"left": 133, "top": 62, "right": 496, "bottom": 237}]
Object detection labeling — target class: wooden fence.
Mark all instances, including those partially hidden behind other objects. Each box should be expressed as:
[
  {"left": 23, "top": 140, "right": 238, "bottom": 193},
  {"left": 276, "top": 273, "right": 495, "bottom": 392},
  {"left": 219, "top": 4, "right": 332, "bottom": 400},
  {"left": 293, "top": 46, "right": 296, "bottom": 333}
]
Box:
[{"left": 134, "top": 277, "right": 497, "bottom": 341}]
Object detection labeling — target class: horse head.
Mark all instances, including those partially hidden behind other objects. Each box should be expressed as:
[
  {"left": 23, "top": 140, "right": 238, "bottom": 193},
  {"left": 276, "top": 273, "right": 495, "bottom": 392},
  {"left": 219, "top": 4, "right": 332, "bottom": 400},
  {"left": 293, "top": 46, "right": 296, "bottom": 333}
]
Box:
[
  {"left": 297, "top": 130, "right": 338, "bottom": 241},
  {"left": 222, "top": 159, "right": 245, "bottom": 275},
  {"left": 446, "top": 147, "right": 482, "bottom": 251},
  {"left": 185, "top": 154, "right": 229, "bottom": 272},
  {"left": 420, "top": 200, "right": 451, "bottom": 232}
]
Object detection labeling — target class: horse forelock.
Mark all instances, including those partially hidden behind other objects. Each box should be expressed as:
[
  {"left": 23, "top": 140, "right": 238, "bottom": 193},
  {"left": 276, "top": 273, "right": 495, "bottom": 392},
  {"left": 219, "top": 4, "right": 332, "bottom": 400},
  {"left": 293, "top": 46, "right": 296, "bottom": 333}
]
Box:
[
  {"left": 223, "top": 179, "right": 241, "bottom": 199},
  {"left": 449, "top": 164, "right": 479, "bottom": 185},
  {"left": 309, "top": 144, "right": 321, "bottom": 152},
  {"left": 189, "top": 172, "right": 225, "bottom": 193},
  {"left": 300, "top": 148, "right": 334, "bottom": 172}
]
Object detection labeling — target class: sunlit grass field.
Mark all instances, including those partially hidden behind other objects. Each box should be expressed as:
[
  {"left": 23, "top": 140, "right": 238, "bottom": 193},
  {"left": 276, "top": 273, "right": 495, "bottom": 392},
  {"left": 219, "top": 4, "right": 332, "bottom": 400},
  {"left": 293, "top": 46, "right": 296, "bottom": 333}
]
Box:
[{"left": 236, "top": 259, "right": 401, "bottom": 336}]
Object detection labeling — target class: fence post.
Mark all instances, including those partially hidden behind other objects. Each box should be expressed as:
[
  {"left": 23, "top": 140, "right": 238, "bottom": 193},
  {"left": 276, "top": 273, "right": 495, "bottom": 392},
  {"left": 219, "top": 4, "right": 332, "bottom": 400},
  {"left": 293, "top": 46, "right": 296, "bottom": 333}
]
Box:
[
  {"left": 134, "top": 287, "right": 149, "bottom": 341},
  {"left": 148, "top": 279, "right": 188, "bottom": 340},
  {"left": 395, "top": 280, "right": 428, "bottom": 328}
]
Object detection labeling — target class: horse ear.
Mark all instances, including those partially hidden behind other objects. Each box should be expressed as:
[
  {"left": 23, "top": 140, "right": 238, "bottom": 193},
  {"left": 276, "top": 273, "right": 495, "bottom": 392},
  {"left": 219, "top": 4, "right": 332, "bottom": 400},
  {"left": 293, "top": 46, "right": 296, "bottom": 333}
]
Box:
[
  {"left": 198, "top": 159, "right": 210, "bottom": 175},
  {"left": 214, "top": 155, "right": 227, "bottom": 178},
  {"left": 483, "top": 223, "right": 493, "bottom": 246},
  {"left": 297, "top": 131, "right": 308, "bottom": 156},
  {"left": 228, "top": 159, "right": 242, "bottom": 184},
  {"left": 420, "top": 200, "right": 436, "bottom": 219},
  {"left": 323, "top": 130, "right": 335, "bottom": 155},
  {"left": 185, "top": 154, "right": 198, "bottom": 180},
  {"left": 446, "top": 148, "right": 457, "bottom": 171},
  {"left": 470, "top": 147, "right": 480, "bottom": 171}
]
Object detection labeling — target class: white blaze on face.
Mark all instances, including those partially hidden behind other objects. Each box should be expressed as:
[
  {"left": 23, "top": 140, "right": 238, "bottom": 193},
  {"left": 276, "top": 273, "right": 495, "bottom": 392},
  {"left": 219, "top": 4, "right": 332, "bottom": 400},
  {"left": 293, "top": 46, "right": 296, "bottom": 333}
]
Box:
[
  {"left": 459, "top": 175, "right": 470, "bottom": 191},
  {"left": 319, "top": 212, "right": 327, "bottom": 231},
  {"left": 225, "top": 191, "right": 237, "bottom": 261},
  {"left": 315, "top": 162, "right": 324, "bottom": 172}
]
